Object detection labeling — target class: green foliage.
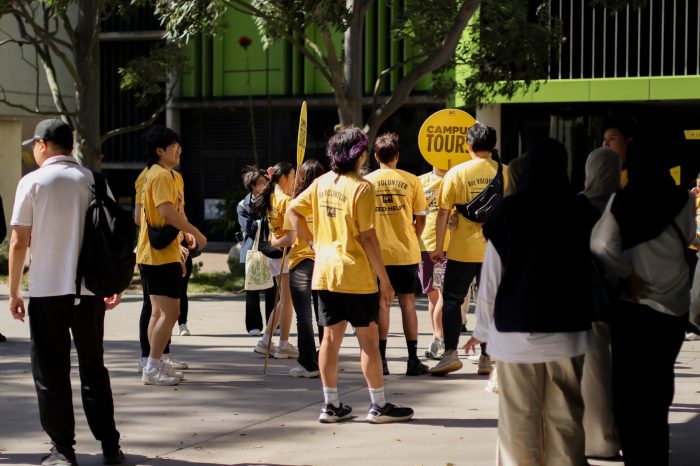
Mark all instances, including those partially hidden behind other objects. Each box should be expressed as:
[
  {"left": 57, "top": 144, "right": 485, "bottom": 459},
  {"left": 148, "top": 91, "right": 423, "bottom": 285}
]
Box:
[
  {"left": 151, "top": 0, "right": 229, "bottom": 44},
  {"left": 454, "top": 0, "right": 563, "bottom": 107},
  {"left": 118, "top": 43, "right": 189, "bottom": 107}
]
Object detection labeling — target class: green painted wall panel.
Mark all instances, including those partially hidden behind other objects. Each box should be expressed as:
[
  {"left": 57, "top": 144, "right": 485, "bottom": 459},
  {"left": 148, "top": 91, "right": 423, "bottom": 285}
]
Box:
[
  {"left": 303, "top": 27, "right": 337, "bottom": 95},
  {"left": 181, "top": 36, "right": 202, "bottom": 98},
  {"left": 201, "top": 37, "right": 212, "bottom": 98},
  {"left": 650, "top": 76, "right": 700, "bottom": 100},
  {"left": 212, "top": 36, "right": 224, "bottom": 97},
  {"left": 530, "top": 79, "right": 589, "bottom": 102},
  {"left": 589, "top": 78, "right": 648, "bottom": 101}
]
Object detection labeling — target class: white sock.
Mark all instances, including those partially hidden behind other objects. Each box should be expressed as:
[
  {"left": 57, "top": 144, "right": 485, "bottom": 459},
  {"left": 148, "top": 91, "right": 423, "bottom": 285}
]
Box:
[
  {"left": 323, "top": 387, "right": 339, "bottom": 406},
  {"left": 145, "top": 357, "right": 160, "bottom": 372},
  {"left": 279, "top": 340, "right": 289, "bottom": 349},
  {"left": 260, "top": 333, "right": 270, "bottom": 345},
  {"left": 369, "top": 387, "right": 386, "bottom": 408}
]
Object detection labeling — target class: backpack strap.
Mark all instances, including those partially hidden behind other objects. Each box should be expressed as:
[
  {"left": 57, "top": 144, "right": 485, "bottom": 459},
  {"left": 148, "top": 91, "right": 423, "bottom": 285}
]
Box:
[{"left": 671, "top": 220, "right": 690, "bottom": 252}]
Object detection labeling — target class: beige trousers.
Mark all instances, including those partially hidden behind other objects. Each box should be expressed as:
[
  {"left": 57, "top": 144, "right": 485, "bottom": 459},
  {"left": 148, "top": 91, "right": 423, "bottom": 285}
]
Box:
[
  {"left": 496, "top": 356, "right": 587, "bottom": 466},
  {"left": 581, "top": 322, "right": 620, "bottom": 457}
]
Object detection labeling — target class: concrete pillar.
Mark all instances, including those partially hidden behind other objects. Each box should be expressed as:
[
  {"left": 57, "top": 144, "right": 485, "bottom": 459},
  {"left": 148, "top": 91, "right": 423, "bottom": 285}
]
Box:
[
  {"left": 0, "top": 119, "right": 21, "bottom": 238},
  {"left": 476, "top": 104, "right": 502, "bottom": 152},
  {"left": 166, "top": 75, "right": 182, "bottom": 135}
]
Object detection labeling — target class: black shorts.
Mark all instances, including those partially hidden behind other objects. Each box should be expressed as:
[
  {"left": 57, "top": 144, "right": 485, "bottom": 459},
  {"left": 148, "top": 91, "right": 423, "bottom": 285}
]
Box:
[
  {"left": 318, "top": 290, "right": 379, "bottom": 328},
  {"left": 385, "top": 264, "right": 418, "bottom": 294},
  {"left": 139, "top": 263, "right": 182, "bottom": 299}
]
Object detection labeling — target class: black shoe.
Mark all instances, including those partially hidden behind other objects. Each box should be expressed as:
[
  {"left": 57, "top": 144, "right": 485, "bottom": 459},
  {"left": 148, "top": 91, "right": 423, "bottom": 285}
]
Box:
[
  {"left": 366, "top": 402, "right": 414, "bottom": 424},
  {"left": 103, "top": 448, "right": 124, "bottom": 465},
  {"left": 41, "top": 448, "right": 77, "bottom": 466},
  {"left": 460, "top": 324, "right": 468, "bottom": 333},
  {"left": 0, "top": 332, "right": 6, "bottom": 342},
  {"left": 406, "top": 359, "right": 429, "bottom": 376},
  {"left": 318, "top": 403, "right": 353, "bottom": 423},
  {"left": 382, "top": 359, "right": 390, "bottom": 376}
]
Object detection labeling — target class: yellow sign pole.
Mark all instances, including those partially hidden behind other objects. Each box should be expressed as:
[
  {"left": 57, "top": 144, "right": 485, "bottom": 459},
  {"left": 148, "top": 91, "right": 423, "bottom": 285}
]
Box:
[{"left": 264, "top": 100, "right": 308, "bottom": 375}]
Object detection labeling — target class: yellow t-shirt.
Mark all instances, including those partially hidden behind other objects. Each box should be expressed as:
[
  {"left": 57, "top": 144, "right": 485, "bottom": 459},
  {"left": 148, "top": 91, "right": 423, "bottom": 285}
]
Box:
[
  {"left": 135, "top": 167, "right": 148, "bottom": 205},
  {"left": 268, "top": 191, "right": 291, "bottom": 240},
  {"left": 136, "top": 164, "right": 184, "bottom": 265},
  {"left": 283, "top": 210, "right": 315, "bottom": 270},
  {"left": 438, "top": 158, "right": 508, "bottom": 263},
  {"left": 418, "top": 171, "right": 451, "bottom": 252},
  {"left": 364, "top": 168, "right": 427, "bottom": 265},
  {"left": 290, "top": 171, "right": 377, "bottom": 294}
]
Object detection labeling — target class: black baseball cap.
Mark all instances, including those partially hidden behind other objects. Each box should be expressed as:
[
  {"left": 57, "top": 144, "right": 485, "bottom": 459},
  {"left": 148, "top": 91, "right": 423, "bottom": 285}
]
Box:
[{"left": 22, "top": 119, "right": 74, "bottom": 149}]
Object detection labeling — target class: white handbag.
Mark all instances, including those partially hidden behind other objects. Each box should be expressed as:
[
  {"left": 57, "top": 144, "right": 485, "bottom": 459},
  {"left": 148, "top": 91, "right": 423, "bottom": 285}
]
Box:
[{"left": 244, "top": 220, "right": 274, "bottom": 290}]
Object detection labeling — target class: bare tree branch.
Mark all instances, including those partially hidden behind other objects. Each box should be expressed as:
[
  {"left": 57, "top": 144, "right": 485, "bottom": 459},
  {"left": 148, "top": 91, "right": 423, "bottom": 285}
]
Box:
[
  {"left": 370, "top": 53, "right": 428, "bottom": 113},
  {"left": 0, "top": 84, "right": 74, "bottom": 116}
]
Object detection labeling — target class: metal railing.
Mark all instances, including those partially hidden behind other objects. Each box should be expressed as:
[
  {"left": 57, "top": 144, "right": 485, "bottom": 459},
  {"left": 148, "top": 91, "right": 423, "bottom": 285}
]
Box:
[{"left": 549, "top": 0, "right": 700, "bottom": 79}]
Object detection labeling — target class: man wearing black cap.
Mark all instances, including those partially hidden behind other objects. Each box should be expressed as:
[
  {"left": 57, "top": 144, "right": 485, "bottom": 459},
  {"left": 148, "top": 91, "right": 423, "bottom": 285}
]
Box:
[{"left": 8, "top": 119, "right": 124, "bottom": 466}]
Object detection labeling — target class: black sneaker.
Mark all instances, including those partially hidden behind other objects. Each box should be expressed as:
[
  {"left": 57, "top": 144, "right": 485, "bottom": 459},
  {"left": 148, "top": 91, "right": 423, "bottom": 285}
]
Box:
[
  {"left": 460, "top": 324, "right": 468, "bottom": 333},
  {"left": 0, "top": 332, "right": 6, "bottom": 342},
  {"left": 367, "top": 402, "right": 414, "bottom": 424},
  {"left": 318, "top": 403, "right": 353, "bottom": 423},
  {"left": 103, "top": 448, "right": 125, "bottom": 465},
  {"left": 406, "top": 359, "right": 429, "bottom": 376},
  {"left": 382, "top": 359, "right": 390, "bottom": 376},
  {"left": 41, "top": 448, "right": 77, "bottom": 466}
]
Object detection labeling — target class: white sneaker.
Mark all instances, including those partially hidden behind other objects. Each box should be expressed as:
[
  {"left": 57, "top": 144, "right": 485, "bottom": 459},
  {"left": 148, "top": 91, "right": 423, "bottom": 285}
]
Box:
[
  {"left": 685, "top": 332, "right": 700, "bottom": 341},
  {"left": 162, "top": 354, "right": 189, "bottom": 370},
  {"left": 289, "top": 364, "right": 320, "bottom": 378},
  {"left": 178, "top": 324, "right": 191, "bottom": 336},
  {"left": 478, "top": 354, "right": 492, "bottom": 375},
  {"left": 254, "top": 339, "right": 278, "bottom": 355},
  {"left": 142, "top": 364, "right": 180, "bottom": 385},
  {"left": 273, "top": 343, "right": 299, "bottom": 359},
  {"left": 162, "top": 363, "right": 185, "bottom": 381},
  {"left": 138, "top": 357, "right": 147, "bottom": 373},
  {"left": 248, "top": 329, "right": 262, "bottom": 336}
]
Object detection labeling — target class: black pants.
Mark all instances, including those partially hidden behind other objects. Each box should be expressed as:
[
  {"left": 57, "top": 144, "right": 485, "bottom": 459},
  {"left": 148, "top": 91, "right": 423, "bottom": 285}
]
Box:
[
  {"left": 178, "top": 256, "right": 193, "bottom": 325},
  {"left": 610, "top": 301, "right": 687, "bottom": 466},
  {"left": 442, "top": 260, "right": 481, "bottom": 351},
  {"left": 245, "top": 284, "right": 277, "bottom": 332},
  {"left": 29, "top": 295, "right": 120, "bottom": 455},
  {"left": 289, "top": 259, "right": 323, "bottom": 371}
]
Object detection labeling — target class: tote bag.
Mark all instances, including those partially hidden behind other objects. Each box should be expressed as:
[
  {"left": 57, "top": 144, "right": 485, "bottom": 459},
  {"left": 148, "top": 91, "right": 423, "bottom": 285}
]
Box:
[{"left": 245, "top": 220, "right": 274, "bottom": 290}]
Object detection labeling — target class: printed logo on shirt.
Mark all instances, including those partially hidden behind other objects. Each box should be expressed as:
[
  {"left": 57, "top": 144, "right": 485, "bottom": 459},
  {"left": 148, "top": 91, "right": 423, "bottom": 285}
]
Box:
[
  {"left": 381, "top": 194, "right": 394, "bottom": 204},
  {"left": 326, "top": 206, "right": 337, "bottom": 218}
]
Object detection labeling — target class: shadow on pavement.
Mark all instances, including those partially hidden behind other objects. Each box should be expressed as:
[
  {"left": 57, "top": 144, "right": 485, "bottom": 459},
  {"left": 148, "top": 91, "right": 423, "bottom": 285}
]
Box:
[{"left": 0, "top": 452, "right": 302, "bottom": 466}]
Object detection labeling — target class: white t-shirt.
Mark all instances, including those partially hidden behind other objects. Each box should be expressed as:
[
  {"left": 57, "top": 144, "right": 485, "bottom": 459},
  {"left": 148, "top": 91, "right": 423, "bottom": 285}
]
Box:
[{"left": 11, "top": 155, "right": 95, "bottom": 297}]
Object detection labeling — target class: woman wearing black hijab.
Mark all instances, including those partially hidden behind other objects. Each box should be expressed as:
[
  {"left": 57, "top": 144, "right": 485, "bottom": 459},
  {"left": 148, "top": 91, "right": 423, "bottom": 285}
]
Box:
[
  {"left": 590, "top": 138, "right": 694, "bottom": 466},
  {"left": 465, "top": 139, "right": 597, "bottom": 466}
]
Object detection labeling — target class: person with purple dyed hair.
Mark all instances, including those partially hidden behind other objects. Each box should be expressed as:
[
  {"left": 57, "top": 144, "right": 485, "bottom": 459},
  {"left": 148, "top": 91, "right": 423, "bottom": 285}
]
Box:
[{"left": 287, "top": 126, "right": 414, "bottom": 424}]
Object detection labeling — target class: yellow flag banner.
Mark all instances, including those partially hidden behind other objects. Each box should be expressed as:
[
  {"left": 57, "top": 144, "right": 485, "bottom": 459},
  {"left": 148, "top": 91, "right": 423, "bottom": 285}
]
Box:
[
  {"left": 418, "top": 108, "right": 477, "bottom": 170},
  {"left": 684, "top": 129, "right": 700, "bottom": 140},
  {"left": 297, "top": 101, "right": 308, "bottom": 168}
]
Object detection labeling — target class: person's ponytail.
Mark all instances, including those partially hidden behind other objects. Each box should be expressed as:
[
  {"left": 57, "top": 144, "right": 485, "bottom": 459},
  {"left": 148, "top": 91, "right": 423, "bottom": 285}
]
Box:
[{"left": 253, "top": 162, "right": 293, "bottom": 215}]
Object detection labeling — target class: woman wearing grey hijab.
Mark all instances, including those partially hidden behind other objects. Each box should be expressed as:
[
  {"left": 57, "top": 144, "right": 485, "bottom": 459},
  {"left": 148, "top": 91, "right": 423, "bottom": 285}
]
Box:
[{"left": 580, "top": 147, "right": 622, "bottom": 460}]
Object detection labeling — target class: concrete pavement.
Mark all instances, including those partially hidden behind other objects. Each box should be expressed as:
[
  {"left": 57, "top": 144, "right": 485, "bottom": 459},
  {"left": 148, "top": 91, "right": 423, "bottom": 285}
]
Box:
[{"left": 1, "top": 289, "right": 699, "bottom": 466}]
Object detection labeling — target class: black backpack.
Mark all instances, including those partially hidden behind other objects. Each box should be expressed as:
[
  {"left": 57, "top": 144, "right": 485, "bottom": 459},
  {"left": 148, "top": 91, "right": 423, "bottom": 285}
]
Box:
[
  {"left": 455, "top": 161, "right": 504, "bottom": 223},
  {"left": 77, "top": 172, "right": 136, "bottom": 297}
]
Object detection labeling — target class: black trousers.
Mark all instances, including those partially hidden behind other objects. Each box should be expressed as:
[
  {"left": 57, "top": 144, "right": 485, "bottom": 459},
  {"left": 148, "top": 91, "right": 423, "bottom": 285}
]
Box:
[
  {"left": 442, "top": 259, "right": 482, "bottom": 351},
  {"left": 289, "top": 259, "right": 323, "bottom": 371},
  {"left": 245, "top": 284, "right": 277, "bottom": 332},
  {"left": 610, "top": 301, "right": 687, "bottom": 466},
  {"left": 28, "top": 295, "right": 120, "bottom": 455}
]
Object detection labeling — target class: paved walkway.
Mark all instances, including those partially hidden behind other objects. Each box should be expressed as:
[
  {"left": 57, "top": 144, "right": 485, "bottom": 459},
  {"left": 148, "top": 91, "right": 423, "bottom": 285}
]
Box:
[{"left": 1, "top": 288, "right": 699, "bottom": 465}]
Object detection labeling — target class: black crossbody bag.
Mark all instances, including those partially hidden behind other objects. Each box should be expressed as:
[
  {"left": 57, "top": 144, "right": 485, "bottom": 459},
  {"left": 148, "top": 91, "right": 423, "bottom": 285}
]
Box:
[{"left": 454, "top": 161, "right": 504, "bottom": 223}]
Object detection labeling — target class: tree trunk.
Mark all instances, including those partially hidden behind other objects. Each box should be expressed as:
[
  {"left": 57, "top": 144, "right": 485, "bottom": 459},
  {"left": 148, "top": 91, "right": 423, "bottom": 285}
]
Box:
[
  {"left": 73, "top": 0, "right": 102, "bottom": 170},
  {"left": 340, "top": 0, "right": 367, "bottom": 129}
]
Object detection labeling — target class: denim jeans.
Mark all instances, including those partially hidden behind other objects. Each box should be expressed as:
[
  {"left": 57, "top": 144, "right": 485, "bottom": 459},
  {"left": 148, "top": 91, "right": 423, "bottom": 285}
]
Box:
[{"left": 289, "top": 259, "right": 322, "bottom": 371}]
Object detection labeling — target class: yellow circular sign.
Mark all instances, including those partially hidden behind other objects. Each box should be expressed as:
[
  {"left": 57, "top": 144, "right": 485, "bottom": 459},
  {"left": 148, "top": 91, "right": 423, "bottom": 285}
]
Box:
[{"left": 418, "top": 108, "right": 477, "bottom": 170}]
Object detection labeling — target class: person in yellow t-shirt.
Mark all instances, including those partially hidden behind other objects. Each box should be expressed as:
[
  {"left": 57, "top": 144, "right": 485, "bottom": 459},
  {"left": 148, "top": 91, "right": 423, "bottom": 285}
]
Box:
[
  {"left": 365, "top": 132, "right": 429, "bottom": 377},
  {"left": 252, "top": 162, "right": 298, "bottom": 360},
  {"left": 417, "top": 166, "right": 449, "bottom": 361},
  {"left": 136, "top": 126, "right": 207, "bottom": 386},
  {"left": 134, "top": 166, "right": 191, "bottom": 373},
  {"left": 429, "top": 123, "right": 508, "bottom": 376},
  {"left": 272, "top": 159, "right": 326, "bottom": 378},
  {"left": 288, "top": 127, "right": 414, "bottom": 424}
]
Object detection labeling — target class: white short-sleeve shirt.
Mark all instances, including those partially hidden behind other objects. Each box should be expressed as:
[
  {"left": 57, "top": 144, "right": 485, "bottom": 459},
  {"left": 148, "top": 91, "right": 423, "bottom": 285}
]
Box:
[{"left": 11, "top": 155, "right": 95, "bottom": 297}]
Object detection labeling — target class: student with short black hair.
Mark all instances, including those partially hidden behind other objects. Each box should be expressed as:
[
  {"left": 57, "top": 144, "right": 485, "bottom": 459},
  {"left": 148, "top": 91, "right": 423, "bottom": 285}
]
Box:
[
  {"left": 288, "top": 127, "right": 414, "bottom": 423},
  {"left": 365, "top": 132, "right": 429, "bottom": 376},
  {"left": 137, "top": 125, "right": 207, "bottom": 386},
  {"left": 430, "top": 123, "right": 507, "bottom": 376}
]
